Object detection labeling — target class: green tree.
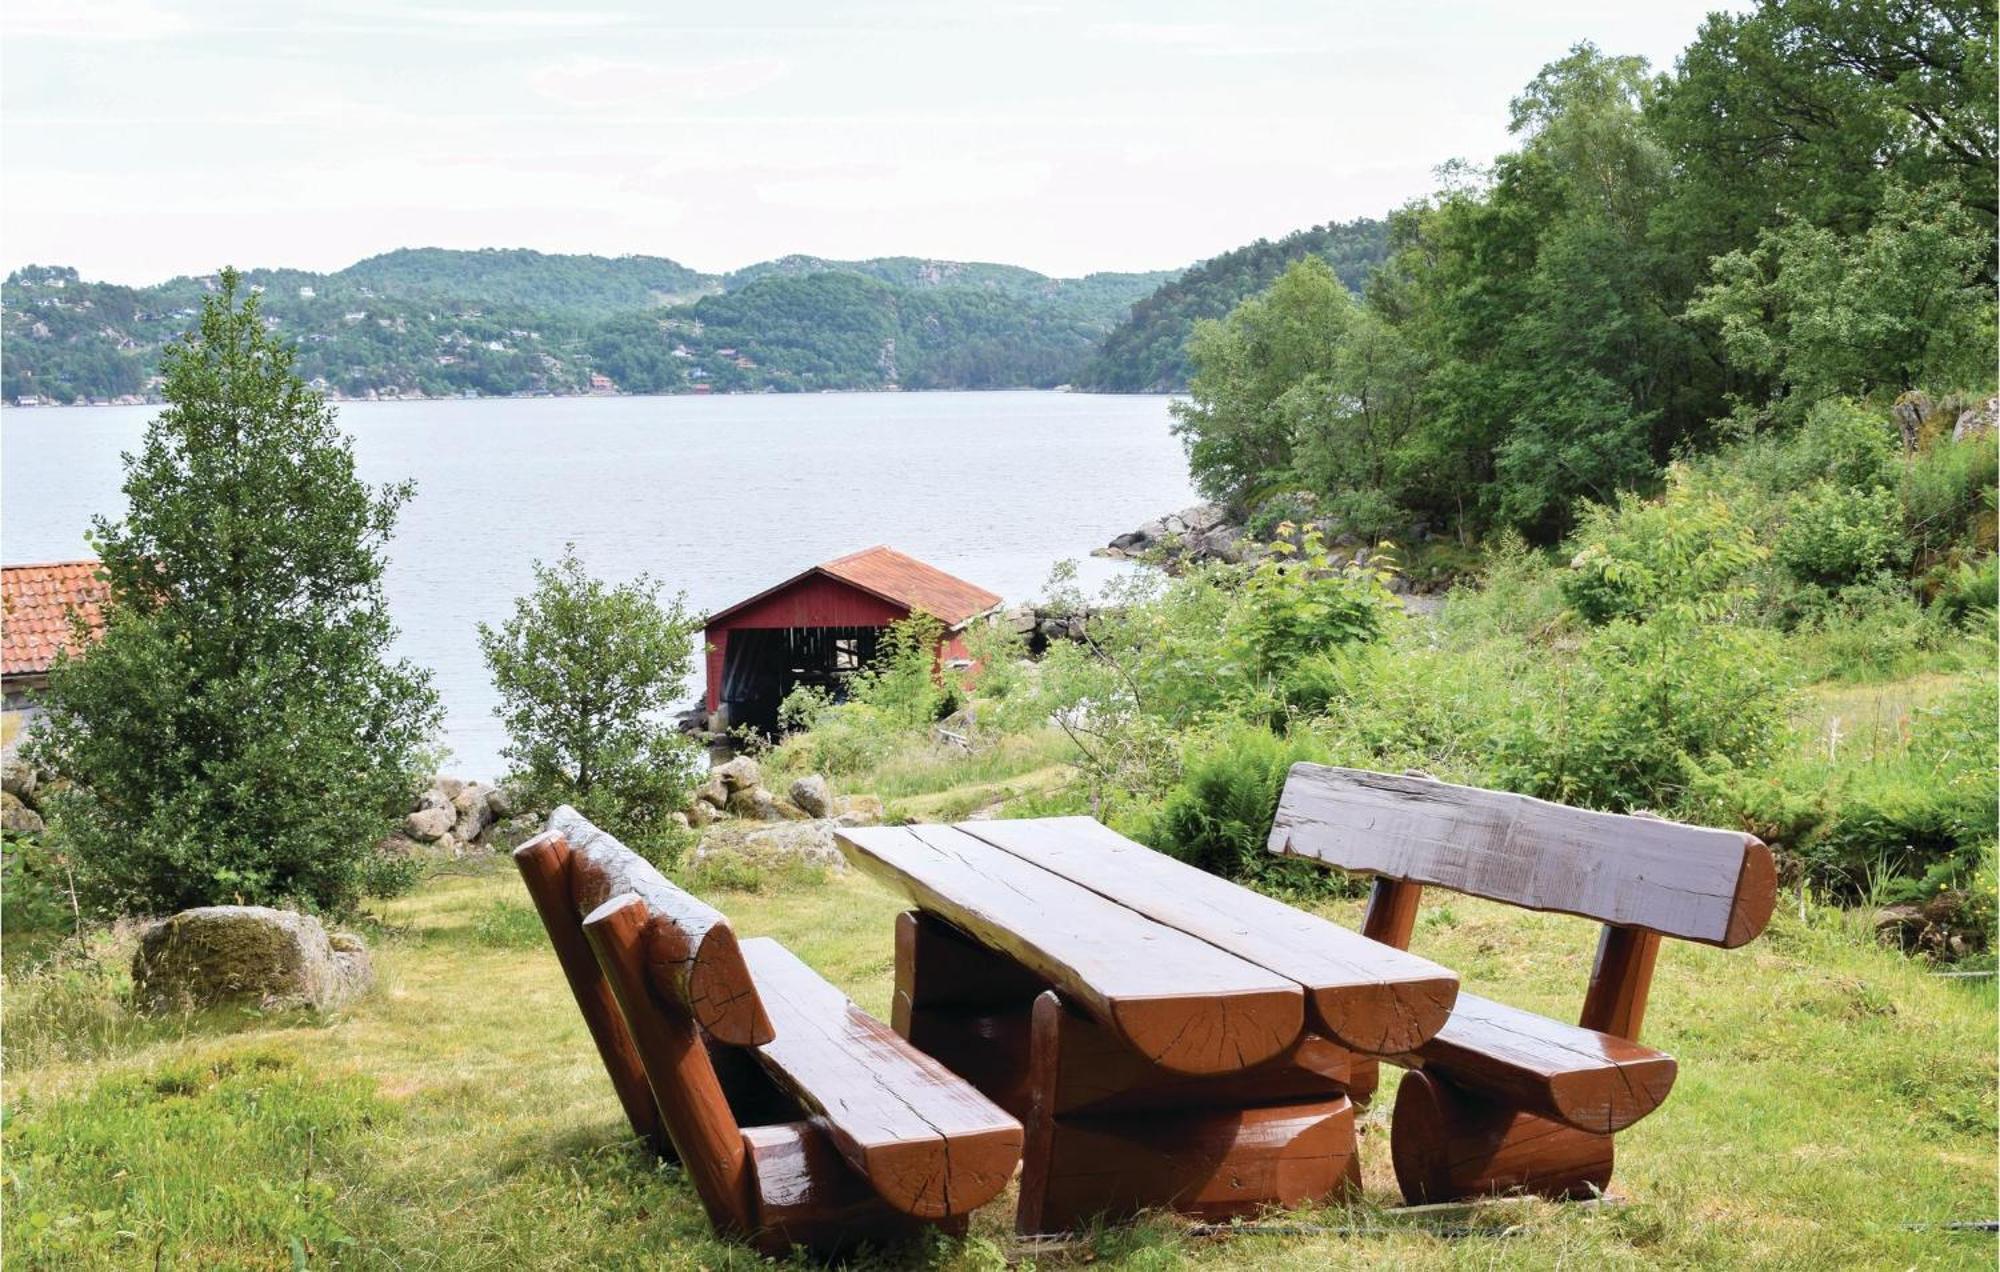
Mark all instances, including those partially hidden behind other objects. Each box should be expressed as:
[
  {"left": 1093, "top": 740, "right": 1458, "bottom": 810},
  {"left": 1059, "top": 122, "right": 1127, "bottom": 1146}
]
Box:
[
  {"left": 478, "top": 547, "right": 701, "bottom": 845},
  {"left": 29, "top": 269, "right": 441, "bottom": 916},
  {"left": 1689, "top": 182, "right": 1997, "bottom": 419}
]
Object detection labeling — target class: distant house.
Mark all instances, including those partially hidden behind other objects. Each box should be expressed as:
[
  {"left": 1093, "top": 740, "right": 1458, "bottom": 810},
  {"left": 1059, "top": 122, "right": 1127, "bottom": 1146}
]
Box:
[
  {"left": 588, "top": 373, "right": 617, "bottom": 394},
  {"left": 702, "top": 547, "right": 1002, "bottom": 734},
  {"left": 716, "top": 347, "right": 738, "bottom": 358},
  {"left": 2, "top": 561, "right": 109, "bottom": 725}
]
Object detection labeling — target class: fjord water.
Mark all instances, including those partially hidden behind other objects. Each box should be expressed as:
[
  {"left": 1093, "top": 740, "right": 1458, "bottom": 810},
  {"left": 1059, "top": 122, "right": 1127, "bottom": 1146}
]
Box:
[{"left": 2, "top": 391, "right": 1193, "bottom": 777}]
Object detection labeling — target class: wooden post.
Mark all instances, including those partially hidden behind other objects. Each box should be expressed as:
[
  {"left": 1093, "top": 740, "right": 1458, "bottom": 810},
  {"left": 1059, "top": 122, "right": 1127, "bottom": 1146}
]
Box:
[
  {"left": 1578, "top": 926, "right": 1662, "bottom": 1041},
  {"left": 1362, "top": 878, "right": 1424, "bottom": 949},
  {"left": 1350, "top": 879, "right": 1425, "bottom": 1102},
  {"left": 583, "top": 894, "right": 756, "bottom": 1236},
  {"left": 512, "top": 832, "right": 663, "bottom": 1151}
]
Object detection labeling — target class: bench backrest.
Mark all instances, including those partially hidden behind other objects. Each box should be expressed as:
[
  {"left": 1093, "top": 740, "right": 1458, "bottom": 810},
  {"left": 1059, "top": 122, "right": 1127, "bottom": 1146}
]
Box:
[
  {"left": 547, "top": 805, "right": 773, "bottom": 1045},
  {"left": 515, "top": 807, "right": 770, "bottom": 1237},
  {"left": 1268, "top": 765, "right": 1775, "bottom": 949}
]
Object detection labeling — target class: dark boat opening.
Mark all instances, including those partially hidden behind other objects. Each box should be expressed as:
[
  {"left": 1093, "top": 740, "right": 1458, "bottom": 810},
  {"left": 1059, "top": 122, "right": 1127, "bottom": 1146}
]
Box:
[{"left": 717, "top": 625, "right": 883, "bottom": 736}]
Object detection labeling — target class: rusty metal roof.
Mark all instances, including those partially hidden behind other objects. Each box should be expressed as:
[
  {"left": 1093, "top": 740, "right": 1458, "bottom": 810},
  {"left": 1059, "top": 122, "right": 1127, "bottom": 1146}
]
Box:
[
  {"left": 3, "top": 560, "right": 109, "bottom": 677},
  {"left": 707, "top": 546, "right": 1003, "bottom": 630}
]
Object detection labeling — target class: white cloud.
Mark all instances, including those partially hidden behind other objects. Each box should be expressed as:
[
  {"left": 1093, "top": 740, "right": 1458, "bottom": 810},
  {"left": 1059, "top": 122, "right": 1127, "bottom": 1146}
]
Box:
[
  {"left": 5, "top": 0, "right": 189, "bottom": 40},
  {"left": 529, "top": 55, "right": 792, "bottom": 107}
]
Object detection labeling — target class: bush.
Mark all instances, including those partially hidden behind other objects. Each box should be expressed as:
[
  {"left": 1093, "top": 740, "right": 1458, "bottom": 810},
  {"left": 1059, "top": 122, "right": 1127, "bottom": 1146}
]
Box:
[
  {"left": 1775, "top": 482, "right": 1905, "bottom": 587},
  {"left": 1902, "top": 432, "right": 1999, "bottom": 567},
  {"left": 478, "top": 547, "right": 702, "bottom": 855},
  {"left": 1803, "top": 674, "right": 1998, "bottom": 907},
  {"left": 1930, "top": 554, "right": 1999, "bottom": 627},
  {"left": 1561, "top": 477, "right": 1765, "bottom": 624},
  {"left": 28, "top": 272, "right": 441, "bottom": 918},
  {"left": 1134, "top": 721, "right": 1350, "bottom": 894},
  {"left": 1496, "top": 615, "right": 1797, "bottom": 815}
]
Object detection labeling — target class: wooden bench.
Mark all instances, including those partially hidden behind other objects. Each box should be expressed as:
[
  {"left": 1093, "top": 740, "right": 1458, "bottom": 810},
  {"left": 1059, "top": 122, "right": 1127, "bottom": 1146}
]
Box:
[
  {"left": 1268, "top": 765, "right": 1777, "bottom": 1204},
  {"left": 838, "top": 818, "right": 1458, "bottom": 1233},
  {"left": 516, "top": 806, "right": 1022, "bottom": 1255}
]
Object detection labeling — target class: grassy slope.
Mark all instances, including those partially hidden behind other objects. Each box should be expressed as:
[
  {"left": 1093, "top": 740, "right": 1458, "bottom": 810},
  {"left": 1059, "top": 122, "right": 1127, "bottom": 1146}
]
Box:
[{"left": 4, "top": 852, "right": 1993, "bottom": 1270}]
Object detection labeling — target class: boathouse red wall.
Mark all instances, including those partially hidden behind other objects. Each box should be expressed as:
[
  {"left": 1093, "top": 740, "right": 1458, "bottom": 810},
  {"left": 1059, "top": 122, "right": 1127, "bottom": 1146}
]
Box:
[{"left": 703, "top": 574, "right": 914, "bottom": 713}]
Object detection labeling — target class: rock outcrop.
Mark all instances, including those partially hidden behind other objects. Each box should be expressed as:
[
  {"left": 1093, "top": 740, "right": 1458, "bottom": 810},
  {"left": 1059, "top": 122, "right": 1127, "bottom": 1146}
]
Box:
[
  {"left": 132, "top": 905, "right": 373, "bottom": 1011},
  {"left": 400, "top": 776, "right": 510, "bottom": 855},
  {"left": 1094, "top": 502, "right": 1251, "bottom": 572}
]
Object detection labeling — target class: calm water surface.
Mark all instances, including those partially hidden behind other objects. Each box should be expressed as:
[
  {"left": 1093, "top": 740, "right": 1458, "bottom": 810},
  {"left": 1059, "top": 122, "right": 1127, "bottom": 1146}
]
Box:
[{"left": 3, "top": 392, "right": 1193, "bottom": 777}]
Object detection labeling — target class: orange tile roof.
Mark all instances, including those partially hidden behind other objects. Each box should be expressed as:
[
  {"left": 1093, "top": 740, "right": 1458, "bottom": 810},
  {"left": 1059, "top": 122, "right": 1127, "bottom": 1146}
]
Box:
[
  {"left": 819, "top": 546, "right": 1004, "bottom": 627},
  {"left": 707, "top": 546, "right": 1003, "bottom": 630},
  {"left": 3, "top": 560, "right": 109, "bottom": 677}
]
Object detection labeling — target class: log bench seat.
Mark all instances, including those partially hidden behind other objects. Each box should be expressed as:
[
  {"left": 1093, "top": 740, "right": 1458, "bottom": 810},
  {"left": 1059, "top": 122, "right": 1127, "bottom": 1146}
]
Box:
[
  {"left": 516, "top": 806, "right": 1022, "bottom": 1255},
  {"left": 1268, "top": 765, "right": 1776, "bottom": 1204}
]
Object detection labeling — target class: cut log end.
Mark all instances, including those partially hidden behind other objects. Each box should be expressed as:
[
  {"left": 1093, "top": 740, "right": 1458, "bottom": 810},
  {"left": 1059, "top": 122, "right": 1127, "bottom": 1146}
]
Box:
[
  {"left": 688, "top": 925, "right": 776, "bottom": 1047},
  {"left": 1111, "top": 988, "right": 1304, "bottom": 1076},
  {"left": 1309, "top": 974, "right": 1458, "bottom": 1057},
  {"left": 861, "top": 1125, "right": 1025, "bottom": 1219},
  {"left": 1724, "top": 839, "right": 1778, "bottom": 949},
  {"left": 1547, "top": 1055, "right": 1678, "bottom": 1134},
  {"left": 1392, "top": 1069, "right": 1615, "bottom": 1205}
]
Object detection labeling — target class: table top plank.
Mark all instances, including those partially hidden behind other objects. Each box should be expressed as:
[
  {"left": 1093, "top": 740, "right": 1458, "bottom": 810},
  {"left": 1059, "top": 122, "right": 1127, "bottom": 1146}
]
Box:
[
  {"left": 836, "top": 823, "right": 1303, "bottom": 1075},
  {"left": 956, "top": 816, "right": 1458, "bottom": 1056}
]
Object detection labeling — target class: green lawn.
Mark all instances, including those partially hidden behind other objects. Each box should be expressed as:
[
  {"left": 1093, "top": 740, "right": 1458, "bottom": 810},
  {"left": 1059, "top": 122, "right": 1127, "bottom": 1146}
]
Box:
[{"left": 4, "top": 853, "right": 1994, "bottom": 1269}]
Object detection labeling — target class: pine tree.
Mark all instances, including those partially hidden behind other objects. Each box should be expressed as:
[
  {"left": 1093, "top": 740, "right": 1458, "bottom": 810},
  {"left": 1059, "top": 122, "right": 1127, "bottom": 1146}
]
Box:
[{"left": 31, "top": 269, "right": 441, "bottom": 915}]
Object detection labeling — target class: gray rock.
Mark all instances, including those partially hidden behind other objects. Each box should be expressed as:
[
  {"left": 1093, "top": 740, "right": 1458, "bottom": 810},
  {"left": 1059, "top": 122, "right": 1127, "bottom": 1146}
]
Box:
[
  {"left": 834, "top": 794, "right": 884, "bottom": 827},
  {"left": 486, "top": 813, "right": 542, "bottom": 853},
  {"left": 2, "top": 791, "right": 45, "bottom": 835},
  {"left": 2, "top": 753, "right": 37, "bottom": 802},
  {"left": 715, "top": 755, "right": 763, "bottom": 792},
  {"left": 727, "top": 785, "right": 805, "bottom": 821},
  {"left": 789, "top": 774, "right": 834, "bottom": 819},
  {"left": 694, "top": 771, "right": 729, "bottom": 810},
  {"left": 685, "top": 798, "right": 716, "bottom": 828},
  {"left": 1955, "top": 395, "right": 1997, "bottom": 443},
  {"left": 404, "top": 805, "right": 455, "bottom": 842},
  {"left": 132, "top": 906, "right": 372, "bottom": 1012},
  {"left": 434, "top": 776, "right": 467, "bottom": 801},
  {"left": 451, "top": 782, "right": 493, "bottom": 842},
  {"left": 484, "top": 784, "right": 516, "bottom": 820},
  {"left": 692, "top": 819, "right": 847, "bottom": 874}
]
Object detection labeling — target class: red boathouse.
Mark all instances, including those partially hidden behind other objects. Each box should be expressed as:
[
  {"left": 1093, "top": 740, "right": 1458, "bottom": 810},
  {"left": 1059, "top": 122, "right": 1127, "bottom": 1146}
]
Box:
[{"left": 703, "top": 546, "right": 1003, "bottom": 734}]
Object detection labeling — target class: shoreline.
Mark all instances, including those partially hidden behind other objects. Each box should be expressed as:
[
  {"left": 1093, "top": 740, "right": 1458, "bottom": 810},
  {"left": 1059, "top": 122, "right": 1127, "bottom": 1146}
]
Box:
[{"left": 3, "top": 385, "right": 1180, "bottom": 410}]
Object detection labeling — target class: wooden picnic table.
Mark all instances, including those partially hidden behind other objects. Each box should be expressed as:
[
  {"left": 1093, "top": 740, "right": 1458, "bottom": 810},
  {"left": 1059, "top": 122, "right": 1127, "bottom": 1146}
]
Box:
[{"left": 835, "top": 815, "right": 1460, "bottom": 1232}]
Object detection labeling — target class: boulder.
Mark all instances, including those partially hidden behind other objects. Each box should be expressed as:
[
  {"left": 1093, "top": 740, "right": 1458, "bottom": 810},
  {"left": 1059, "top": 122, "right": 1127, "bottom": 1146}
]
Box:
[
  {"left": 1954, "top": 395, "right": 1997, "bottom": 443},
  {"left": 834, "top": 794, "right": 885, "bottom": 827},
  {"left": 789, "top": 774, "right": 834, "bottom": 819},
  {"left": 485, "top": 784, "right": 516, "bottom": 820},
  {"left": 450, "top": 782, "right": 493, "bottom": 842},
  {"left": 132, "top": 906, "right": 373, "bottom": 1012},
  {"left": 412, "top": 786, "right": 453, "bottom": 815},
  {"left": 1004, "top": 604, "right": 1039, "bottom": 635},
  {"left": 2, "top": 753, "right": 36, "bottom": 802},
  {"left": 694, "top": 771, "right": 729, "bottom": 810},
  {"left": 692, "top": 819, "right": 847, "bottom": 874},
  {"left": 727, "top": 785, "right": 806, "bottom": 822},
  {"left": 685, "top": 799, "right": 716, "bottom": 828},
  {"left": 404, "top": 805, "right": 455, "bottom": 842},
  {"left": 1, "top": 791, "right": 45, "bottom": 835},
  {"left": 374, "top": 834, "right": 426, "bottom": 858},
  {"left": 434, "top": 776, "right": 467, "bottom": 802},
  {"left": 715, "top": 755, "right": 763, "bottom": 793}
]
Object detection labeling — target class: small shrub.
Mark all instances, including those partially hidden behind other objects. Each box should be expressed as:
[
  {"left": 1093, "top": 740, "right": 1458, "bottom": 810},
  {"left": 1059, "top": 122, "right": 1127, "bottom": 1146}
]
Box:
[
  {"left": 1561, "top": 477, "right": 1765, "bottom": 624},
  {"left": 1496, "top": 616, "right": 1797, "bottom": 814},
  {"left": 1775, "top": 481, "right": 1905, "bottom": 587},
  {"left": 1134, "top": 722, "right": 1354, "bottom": 895},
  {"left": 1928, "top": 553, "right": 1999, "bottom": 627},
  {"left": 1902, "top": 432, "right": 1999, "bottom": 565}
]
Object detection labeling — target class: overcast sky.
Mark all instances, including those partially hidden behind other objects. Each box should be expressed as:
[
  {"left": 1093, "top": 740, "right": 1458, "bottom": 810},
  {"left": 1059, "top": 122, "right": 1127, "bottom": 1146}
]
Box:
[{"left": 4, "top": 1, "right": 1736, "bottom": 285}]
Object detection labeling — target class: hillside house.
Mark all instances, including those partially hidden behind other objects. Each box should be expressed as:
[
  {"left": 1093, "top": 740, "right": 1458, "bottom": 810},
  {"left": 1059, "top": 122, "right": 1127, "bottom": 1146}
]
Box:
[{"left": 2, "top": 561, "right": 109, "bottom": 727}]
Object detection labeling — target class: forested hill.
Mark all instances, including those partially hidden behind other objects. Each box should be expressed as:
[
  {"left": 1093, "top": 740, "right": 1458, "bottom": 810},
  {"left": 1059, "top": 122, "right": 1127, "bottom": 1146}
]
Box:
[
  {"left": 1, "top": 249, "right": 1173, "bottom": 402},
  {"left": 1074, "top": 220, "right": 1391, "bottom": 393}
]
